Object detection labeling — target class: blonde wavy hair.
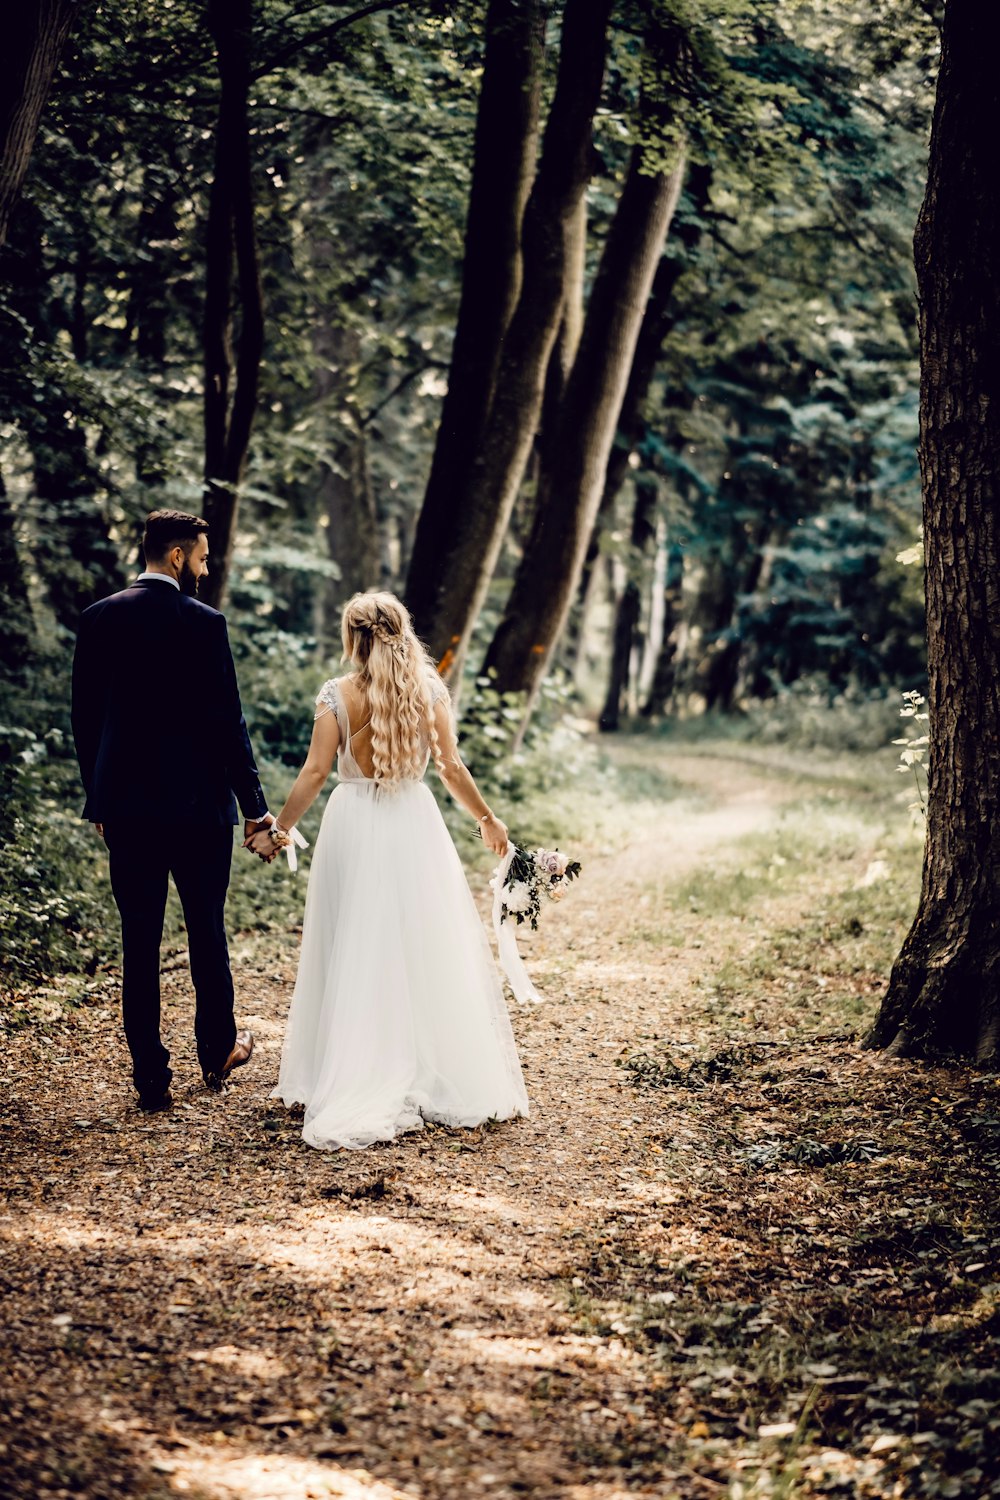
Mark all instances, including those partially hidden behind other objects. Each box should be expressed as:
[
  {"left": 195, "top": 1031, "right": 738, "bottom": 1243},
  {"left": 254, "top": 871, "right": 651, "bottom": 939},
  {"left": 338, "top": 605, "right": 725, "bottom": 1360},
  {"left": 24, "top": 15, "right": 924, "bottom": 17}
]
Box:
[{"left": 341, "top": 591, "right": 448, "bottom": 790}]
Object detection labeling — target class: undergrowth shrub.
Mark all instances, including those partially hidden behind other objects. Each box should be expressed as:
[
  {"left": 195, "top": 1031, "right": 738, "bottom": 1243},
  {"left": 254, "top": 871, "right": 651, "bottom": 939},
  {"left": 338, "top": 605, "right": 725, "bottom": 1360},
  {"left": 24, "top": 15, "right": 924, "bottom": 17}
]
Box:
[
  {"left": 0, "top": 723, "right": 117, "bottom": 998},
  {"left": 742, "top": 677, "right": 902, "bottom": 751}
]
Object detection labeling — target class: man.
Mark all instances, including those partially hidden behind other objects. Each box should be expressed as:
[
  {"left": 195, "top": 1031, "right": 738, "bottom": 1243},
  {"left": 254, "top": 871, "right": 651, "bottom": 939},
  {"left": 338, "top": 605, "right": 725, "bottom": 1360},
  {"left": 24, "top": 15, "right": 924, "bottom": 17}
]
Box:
[{"left": 71, "top": 510, "right": 272, "bottom": 1111}]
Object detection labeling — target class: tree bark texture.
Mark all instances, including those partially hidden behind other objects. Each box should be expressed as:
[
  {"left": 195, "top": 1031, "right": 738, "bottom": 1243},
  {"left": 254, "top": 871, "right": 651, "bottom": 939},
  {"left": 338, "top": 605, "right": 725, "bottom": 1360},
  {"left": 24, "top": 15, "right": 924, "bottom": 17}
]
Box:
[
  {"left": 867, "top": 1, "right": 1000, "bottom": 1064},
  {"left": 200, "top": 0, "right": 264, "bottom": 611},
  {"left": 0, "top": 2, "right": 77, "bottom": 247},
  {"left": 404, "top": 0, "right": 544, "bottom": 658},
  {"left": 484, "top": 148, "right": 686, "bottom": 698},
  {"left": 408, "top": 0, "right": 612, "bottom": 674}
]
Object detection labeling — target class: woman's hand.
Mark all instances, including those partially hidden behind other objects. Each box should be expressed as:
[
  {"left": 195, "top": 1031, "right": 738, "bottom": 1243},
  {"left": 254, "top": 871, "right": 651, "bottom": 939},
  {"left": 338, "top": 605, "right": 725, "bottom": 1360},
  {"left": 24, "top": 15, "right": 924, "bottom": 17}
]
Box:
[{"left": 480, "top": 812, "right": 508, "bottom": 858}]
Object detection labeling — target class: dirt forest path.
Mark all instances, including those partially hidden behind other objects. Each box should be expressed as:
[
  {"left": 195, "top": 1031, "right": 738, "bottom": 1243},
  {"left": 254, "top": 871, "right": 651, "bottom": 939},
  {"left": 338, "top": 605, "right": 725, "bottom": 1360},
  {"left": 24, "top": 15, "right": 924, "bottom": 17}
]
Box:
[{"left": 3, "top": 739, "right": 999, "bottom": 1500}]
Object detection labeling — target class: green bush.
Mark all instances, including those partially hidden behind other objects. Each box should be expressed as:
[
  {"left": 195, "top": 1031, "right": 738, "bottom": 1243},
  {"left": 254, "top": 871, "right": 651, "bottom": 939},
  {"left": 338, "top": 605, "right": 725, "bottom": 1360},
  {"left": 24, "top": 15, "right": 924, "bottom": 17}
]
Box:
[
  {"left": 0, "top": 636, "right": 602, "bottom": 995},
  {"left": 0, "top": 724, "right": 118, "bottom": 998},
  {"left": 233, "top": 625, "right": 331, "bottom": 768}
]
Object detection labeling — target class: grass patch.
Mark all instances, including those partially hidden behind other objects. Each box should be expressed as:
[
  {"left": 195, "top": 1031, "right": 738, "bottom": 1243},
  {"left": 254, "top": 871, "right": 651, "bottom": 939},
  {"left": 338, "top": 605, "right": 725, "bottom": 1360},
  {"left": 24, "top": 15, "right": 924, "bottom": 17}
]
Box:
[{"left": 628, "top": 783, "right": 922, "bottom": 1041}]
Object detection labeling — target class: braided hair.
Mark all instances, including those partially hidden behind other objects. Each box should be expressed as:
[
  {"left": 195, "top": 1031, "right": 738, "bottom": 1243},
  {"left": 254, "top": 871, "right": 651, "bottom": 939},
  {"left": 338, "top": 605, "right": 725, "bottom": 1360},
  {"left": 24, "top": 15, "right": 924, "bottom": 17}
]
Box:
[{"left": 340, "top": 592, "right": 448, "bottom": 790}]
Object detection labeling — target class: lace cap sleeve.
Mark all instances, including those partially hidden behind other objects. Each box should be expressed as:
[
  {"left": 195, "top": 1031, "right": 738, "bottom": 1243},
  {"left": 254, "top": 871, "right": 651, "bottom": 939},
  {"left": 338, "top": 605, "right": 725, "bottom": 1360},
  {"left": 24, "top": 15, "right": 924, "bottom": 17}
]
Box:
[
  {"left": 315, "top": 677, "right": 340, "bottom": 721},
  {"left": 428, "top": 670, "right": 449, "bottom": 708}
]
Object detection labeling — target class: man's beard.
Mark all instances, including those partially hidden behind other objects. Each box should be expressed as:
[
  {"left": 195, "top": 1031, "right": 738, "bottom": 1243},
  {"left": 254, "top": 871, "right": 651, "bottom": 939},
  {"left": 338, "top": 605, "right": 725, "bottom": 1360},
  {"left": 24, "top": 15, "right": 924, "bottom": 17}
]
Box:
[{"left": 179, "top": 559, "right": 200, "bottom": 596}]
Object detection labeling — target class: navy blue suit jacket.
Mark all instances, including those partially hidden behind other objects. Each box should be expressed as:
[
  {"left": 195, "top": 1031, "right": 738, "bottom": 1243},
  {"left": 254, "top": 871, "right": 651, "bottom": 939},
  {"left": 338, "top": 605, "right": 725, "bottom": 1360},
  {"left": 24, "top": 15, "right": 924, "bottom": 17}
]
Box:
[{"left": 71, "top": 579, "right": 267, "bottom": 826}]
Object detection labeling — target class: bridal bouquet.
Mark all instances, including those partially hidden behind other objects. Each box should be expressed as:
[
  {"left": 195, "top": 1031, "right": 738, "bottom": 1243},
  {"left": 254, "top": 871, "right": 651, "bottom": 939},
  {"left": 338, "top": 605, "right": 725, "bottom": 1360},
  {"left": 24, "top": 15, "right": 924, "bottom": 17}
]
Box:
[
  {"left": 494, "top": 843, "right": 582, "bottom": 930},
  {"left": 481, "top": 834, "right": 581, "bottom": 1004}
]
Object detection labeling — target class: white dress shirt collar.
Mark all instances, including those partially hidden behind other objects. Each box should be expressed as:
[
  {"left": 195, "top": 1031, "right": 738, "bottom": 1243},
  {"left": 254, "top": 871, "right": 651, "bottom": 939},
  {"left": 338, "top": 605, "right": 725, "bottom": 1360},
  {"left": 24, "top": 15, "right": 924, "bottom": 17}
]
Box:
[{"left": 136, "top": 571, "right": 180, "bottom": 591}]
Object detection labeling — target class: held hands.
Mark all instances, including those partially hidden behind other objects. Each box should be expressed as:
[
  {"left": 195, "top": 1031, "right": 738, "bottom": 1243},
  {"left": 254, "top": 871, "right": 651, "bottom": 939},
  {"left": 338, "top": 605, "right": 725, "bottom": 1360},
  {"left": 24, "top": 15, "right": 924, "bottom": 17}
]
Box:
[
  {"left": 244, "top": 814, "right": 277, "bottom": 863},
  {"left": 244, "top": 814, "right": 274, "bottom": 842},
  {"left": 246, "top": 827, "right": 278, "bottom": 862},
  {"left": 244, "top": 815, "right": 302, "bottom": 866}
]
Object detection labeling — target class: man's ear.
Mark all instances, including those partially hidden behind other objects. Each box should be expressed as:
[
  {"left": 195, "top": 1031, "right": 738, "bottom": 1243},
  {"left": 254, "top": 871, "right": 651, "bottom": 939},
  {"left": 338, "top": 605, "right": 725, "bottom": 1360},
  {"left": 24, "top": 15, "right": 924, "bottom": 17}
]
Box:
[{"left": 168, "top": 545, "right": 185, "bottom": 575}]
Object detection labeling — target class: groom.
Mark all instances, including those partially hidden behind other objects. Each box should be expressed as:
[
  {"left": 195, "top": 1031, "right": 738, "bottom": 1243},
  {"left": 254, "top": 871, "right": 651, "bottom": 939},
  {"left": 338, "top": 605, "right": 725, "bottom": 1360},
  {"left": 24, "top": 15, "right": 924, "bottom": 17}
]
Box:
[{"left": 71, "top": 510, "right": 272, "bottom": 1111}]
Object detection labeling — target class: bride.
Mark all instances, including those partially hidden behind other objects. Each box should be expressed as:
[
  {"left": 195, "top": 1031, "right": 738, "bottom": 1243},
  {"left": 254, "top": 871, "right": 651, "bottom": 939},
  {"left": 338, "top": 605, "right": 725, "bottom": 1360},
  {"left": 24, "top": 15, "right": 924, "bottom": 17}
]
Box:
[{"left": 247, "top": 590, "right": 530, "bottom": 1150}]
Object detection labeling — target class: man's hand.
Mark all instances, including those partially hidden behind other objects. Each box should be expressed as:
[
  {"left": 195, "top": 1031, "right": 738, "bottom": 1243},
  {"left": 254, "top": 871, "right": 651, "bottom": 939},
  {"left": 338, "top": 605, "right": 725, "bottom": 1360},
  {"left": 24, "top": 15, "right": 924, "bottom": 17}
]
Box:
[
  {"left": 243, "top": 813, "right": 274, "bottom": 846},
  {"left": 248, "top": 828, "right": 276, "bottom": 861}
]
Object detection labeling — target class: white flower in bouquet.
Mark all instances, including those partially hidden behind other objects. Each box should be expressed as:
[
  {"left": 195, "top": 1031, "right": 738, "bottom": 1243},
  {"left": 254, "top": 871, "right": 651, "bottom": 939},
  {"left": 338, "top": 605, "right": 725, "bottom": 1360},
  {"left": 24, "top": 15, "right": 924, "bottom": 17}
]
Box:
[{"left": 503, "top": 881, "right": 533, "bottom": 914}]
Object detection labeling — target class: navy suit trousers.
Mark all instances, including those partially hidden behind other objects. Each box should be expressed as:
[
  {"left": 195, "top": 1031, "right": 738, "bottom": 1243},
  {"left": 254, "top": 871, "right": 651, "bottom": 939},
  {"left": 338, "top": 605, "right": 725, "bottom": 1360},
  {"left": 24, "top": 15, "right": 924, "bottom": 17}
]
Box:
[{"left": 104, "top": 821, "right": 237, "bottom": 1091}]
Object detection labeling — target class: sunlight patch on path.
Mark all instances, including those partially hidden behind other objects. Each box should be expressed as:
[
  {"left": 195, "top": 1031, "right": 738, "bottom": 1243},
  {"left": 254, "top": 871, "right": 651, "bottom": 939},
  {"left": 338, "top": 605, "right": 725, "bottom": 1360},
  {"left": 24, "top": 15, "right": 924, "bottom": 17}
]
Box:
[{"left": 155, "top": 1447, "right": 413, "bottom": 1498}]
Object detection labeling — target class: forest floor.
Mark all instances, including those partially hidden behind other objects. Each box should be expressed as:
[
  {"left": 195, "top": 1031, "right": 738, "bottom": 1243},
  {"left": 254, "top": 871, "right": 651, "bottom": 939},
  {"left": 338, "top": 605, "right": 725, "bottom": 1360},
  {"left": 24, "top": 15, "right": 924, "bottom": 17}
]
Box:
[{"left": 2, "top": 735, "right": 1000, "bottom": 1500}]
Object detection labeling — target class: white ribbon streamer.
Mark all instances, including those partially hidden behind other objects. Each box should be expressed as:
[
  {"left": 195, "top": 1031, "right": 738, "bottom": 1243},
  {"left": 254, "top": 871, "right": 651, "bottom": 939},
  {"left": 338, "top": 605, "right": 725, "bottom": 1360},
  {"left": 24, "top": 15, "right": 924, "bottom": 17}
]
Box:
[
  {"left": 283, "top": 825, "right": 308, "bottom": 873},
  {"left": 491, "top": 844, "right": 542, "bottom": 1005}
]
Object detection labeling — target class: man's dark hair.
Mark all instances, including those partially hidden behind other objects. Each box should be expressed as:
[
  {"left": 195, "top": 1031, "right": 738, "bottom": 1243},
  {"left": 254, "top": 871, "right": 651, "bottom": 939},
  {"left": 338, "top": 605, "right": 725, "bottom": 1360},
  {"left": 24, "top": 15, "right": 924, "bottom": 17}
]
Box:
[{"left": 142, "top": 510, "right": 209, "bottom": 564}]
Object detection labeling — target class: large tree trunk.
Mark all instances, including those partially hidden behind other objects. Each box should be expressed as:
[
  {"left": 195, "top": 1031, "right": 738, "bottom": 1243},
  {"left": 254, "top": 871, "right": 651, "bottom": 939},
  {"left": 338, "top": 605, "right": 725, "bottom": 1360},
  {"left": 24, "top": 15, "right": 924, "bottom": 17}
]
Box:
[
  {"left": 483, "top": 147, "right": 686, "bottom": 698},
  {"left": 404, "top": 0, "right": 544, "bottom": 659},
  {"left": 200, "top": 0, "right": 264, "bottom": 611},
  {"left": 866, "top": 1, "right": 1000, "bottom": 1064},
  {"left": 409, "top": 0, "right": 612, "bottom": 674},
  {"left": 0, "top": 2, "right": 77, "bottom": 246}
]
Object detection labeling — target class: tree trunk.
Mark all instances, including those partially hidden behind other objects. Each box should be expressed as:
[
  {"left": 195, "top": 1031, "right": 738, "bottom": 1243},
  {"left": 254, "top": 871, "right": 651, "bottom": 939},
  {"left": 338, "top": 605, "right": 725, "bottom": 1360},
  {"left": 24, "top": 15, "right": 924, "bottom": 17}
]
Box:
[
  {"left": 558, "top": 239, "right": 685, "bottom": 676},
  {"left": 0, "top": 2, "right": 77, "bottom": 247},
  {"left": 562, "top": 165, "right": 711, "bottom": 679},
  {"left": 404, "top": 0, "right": 544, "bottom": 659},
  {"left": 409, "top": 0, "right": 612, "bottom": 674},
  {"left": 643, "top": 543, "right": 685, "bottom": 717},
  {"left": 866, "top": 1, "right": 1000, "bottom": 1064},
  {"left": 484, "top": 146, "right": 686, "bottom": 698},
  {"left": 599, "top": 478, "right": 659, "bottom": 731},
  {"left": 200, "top": 0, "right": 264, "bottom": 611},
  {"left": 579, "top": 246, "right": 693, "bottom": 716}
]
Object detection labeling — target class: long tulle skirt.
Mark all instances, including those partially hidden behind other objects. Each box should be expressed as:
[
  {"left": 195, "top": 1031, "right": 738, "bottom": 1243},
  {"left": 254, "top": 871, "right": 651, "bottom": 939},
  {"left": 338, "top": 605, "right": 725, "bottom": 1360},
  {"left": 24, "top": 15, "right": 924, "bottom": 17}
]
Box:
[{"left": 272, "top": 779, "right": 530, "bottom": 1150}]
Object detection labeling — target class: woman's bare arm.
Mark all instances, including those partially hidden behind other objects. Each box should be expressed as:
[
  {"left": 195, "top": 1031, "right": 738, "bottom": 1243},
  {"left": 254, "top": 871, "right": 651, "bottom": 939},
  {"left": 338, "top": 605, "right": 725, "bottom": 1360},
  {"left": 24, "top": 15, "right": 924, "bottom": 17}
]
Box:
[
  {"left": 247, "top": 707, "right": 340, "bottom": 855},
  {"left": 431, "top": 697, "right": 508, "bottom": 856}
]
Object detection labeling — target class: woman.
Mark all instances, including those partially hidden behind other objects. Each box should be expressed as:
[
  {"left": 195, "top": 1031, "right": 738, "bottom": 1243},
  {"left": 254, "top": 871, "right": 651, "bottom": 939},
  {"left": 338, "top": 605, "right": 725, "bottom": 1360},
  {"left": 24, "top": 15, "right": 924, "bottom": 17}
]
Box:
[{"left": 248, "top": 591, "right": 529, "bottom": 1150}]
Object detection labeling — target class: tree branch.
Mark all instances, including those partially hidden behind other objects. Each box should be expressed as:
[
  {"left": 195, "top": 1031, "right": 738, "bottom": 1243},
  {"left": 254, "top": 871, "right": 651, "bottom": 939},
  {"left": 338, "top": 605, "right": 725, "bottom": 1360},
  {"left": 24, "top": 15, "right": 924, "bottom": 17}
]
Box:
[
  {"left": 253, "top": 0, "right": 412, "bottom": 80},
  {"left": 361, "top": 361, "right": 446, "bottom": 428}
]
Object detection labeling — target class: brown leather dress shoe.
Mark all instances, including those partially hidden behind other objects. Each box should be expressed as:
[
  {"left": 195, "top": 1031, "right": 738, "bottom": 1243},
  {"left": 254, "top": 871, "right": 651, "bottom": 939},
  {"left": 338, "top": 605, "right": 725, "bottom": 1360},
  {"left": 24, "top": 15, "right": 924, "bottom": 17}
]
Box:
[{"left": 204, "top": 1028, "right": 254, "bottom": 1092}]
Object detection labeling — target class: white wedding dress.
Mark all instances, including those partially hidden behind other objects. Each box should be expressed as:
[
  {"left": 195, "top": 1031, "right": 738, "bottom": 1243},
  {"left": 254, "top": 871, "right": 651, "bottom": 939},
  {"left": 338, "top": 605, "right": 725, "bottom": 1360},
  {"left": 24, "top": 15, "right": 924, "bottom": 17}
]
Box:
[{"left": 272, "top": 676, "right": 530, "bottom": 1150}]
